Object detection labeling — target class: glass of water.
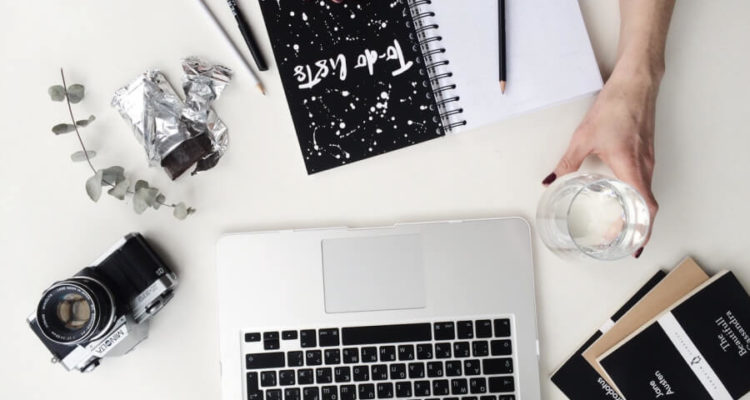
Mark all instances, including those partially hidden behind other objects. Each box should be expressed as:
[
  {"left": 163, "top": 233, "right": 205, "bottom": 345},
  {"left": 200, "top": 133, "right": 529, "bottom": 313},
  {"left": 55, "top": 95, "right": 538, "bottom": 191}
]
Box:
[{"left": 536, "top": 172, "right": 651, "bottom": 260}]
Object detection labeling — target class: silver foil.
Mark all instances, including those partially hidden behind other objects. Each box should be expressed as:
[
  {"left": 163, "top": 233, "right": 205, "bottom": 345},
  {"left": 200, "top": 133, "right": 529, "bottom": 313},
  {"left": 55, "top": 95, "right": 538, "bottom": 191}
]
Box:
[{"left": 111, "top": 57, "right": 233, "bottom": 178}]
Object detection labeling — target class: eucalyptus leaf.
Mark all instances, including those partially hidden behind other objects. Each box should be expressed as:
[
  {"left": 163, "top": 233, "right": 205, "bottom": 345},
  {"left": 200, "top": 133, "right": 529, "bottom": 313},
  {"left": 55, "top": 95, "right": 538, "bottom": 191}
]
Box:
[
  {"left": 85, "top": 170, "right": 103, "bottom": 202},
  {"left": 173, "top": 202, "right": 189, "bottom": 220},
  {"left": 71, "top": 150, "right": 96, "bottom": 162},
  {"left": 101, "top": 166, "right": 125, "bottom": 185},
  {"left": 153, "top": 194, "right": 166, "bottom": 210},
  {"left": 133, "top": 187, "right": 158, "bottom": 214},
  {"left": 67, "top": 84, "right": 85, "bottom": 103},
  {"left": 134, "top": 180, "right": 149, "bottom": 192},
  {"left": 48, "top": 85, "right": 66, "bottom": 101},
  {"left": 76, "top": 115, "right": 96, "bottom": 127},
  {"left": 107, "top": 178, "right": 130, "bottom": 200},
  {"left": 52, "top": 123, "right": 76, "bottom": 135}
]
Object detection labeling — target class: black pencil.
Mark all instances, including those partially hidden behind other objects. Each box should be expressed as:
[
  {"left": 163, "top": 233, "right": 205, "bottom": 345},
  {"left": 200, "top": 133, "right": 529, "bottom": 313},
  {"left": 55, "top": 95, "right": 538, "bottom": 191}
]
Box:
[
  {"left": 498, "top": 0, "right": 507, "bottom": 93},
  {"left": 226, "top": 0, "right": 268, "bottom": 71}
]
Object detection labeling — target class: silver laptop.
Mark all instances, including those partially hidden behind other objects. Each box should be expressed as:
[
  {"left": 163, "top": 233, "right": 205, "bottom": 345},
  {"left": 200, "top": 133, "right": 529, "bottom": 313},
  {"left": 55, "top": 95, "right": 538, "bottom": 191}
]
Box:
[{"left": 217, "top": 218, "right": 541, "bottom": 400}]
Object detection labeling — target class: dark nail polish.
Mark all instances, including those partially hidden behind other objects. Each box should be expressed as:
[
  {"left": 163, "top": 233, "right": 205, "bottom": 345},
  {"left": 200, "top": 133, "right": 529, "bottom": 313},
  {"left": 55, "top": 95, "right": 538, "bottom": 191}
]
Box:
[
  {"left": 542, "top": 172, "right": 557, "bottom": 185},
  {"left": 634, "top": 247, "right": 644, "bottom": 259}
]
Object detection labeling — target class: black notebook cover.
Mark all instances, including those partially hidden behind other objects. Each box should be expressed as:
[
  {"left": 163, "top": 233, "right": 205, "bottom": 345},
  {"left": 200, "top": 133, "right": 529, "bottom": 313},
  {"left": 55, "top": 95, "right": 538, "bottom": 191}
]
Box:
[
  {"left": 258, "top": 0, "right": 445, "bottom": 174},
  {"left": 600, "top": 272, "right": 750, "bottom": 400},
  {"left": 551, "top": 271, "right": 666, "bottom": 400}
]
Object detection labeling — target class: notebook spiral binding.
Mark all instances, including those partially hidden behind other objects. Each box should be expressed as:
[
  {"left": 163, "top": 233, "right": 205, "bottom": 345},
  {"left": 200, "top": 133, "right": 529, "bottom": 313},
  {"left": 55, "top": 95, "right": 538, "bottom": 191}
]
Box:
[{"left": 406, "top": 0, "right": 467, "bottom": 133}]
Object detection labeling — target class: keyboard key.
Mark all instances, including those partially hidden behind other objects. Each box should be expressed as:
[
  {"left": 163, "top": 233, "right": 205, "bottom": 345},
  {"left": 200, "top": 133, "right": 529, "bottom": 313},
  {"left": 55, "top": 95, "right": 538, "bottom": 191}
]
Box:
[
  {"left": 261, "top": 371, "right": 277, "bottom": 387},
  {"left": 435, "top": 343, "right": 452, "bottom": 359},
  {"left": 362, "top": 347, "right": 378, "bottom": 363},
  {"left": 475, "top": 320, "right": 493, "bottom": 338},
  {"left": 300, "top": 330, "right": 317, "bottom": 348},
  {"left": 372, "top": 364, "right": 389, "bottom": 380},
  {"left": 490, "top": 340, "right": 512, "bottom": 356},
  {"left": 414, "top": 380, "right": 431, "bottom": 397},
  {"left": 288, "top": 351, "right": 304, "bottom": 367},
  {"left": 353, "top": 365, "right": 370, "bottom": 381},
  {"left": 343, "top": 348, "right": 359, "bottom": 364},
  {"left": 464, "top": 359, "right": 481, "bottom": 376},
  {"left": 451, "top": 379, "right": 468, "bottom": 395},
  {"left": 321, "top": 386, "right": 337, "bottom": 400},
  {"left": 265, "top": 339, "right": 280, "bottom": 350},
  {"left": 457, "top": 321, "right": 474, "bottom": 339},
  {"left": 247, "top": 352, "right": 285, "bottom": 370},
  {"left": 319, "top": 328, "right": 340, "bottom": 347},
  {"left": 279, "top": 370, "right": 295, "bottom": 386},
  {"left": 416, "top": 344, "right": 433, "bottom": 360},
  {"left": 454, "top": 342, "right": 471, "bottom": 358},
  {"left": 446, "top": 360, "right": 462, "bottom": 377},
  {"left": 284, "top": 388, "right": 301, "bottom": 400},
  {"left": 389, "top": 363, "right": 407, "bottom": 380},
  {"left": 335, "top": 366, "right": 351, "bottom": 382},
  {"left": 264, "top": 332, "right": 280, "bottom": 341},
  {"left": 316, "top": 368, "right": 333, "bottom": 384},
  {"left": 342, "top": 323, "right": 432, "bottom": 345},
  {"left": 434, "top": 322, "right": 455, "bottom": 340},
  {"left": 463, "top": 397, "right": 479, "bottom": 400},
  {"left": 245, "top": 332, "right": 261, "bottom": 342},
  {"left": 282, "top": 330, "right": 298, "bottom": 340},
  {"left": 472, "top": 341, "right": 489, "bottom": 357},
  {"left": 470, "top": 378, "right": 487, "bottom": 394},
  {"left": 498, "top": 396, "right": 515, "bottom": 400},
  {"left": 306, "top": 350, "right": 322, "bottom": 366},
  {"left": 321, "top": 387, "right": 337, "bottom": 400},
  {"left": 247, "top": 372, "right": 261, "bottom": 400},
  {"left": 267, "top": 389, "right": 282, "bottom": 400},
  {"left": 488, "top": 377, "right": 514, "bottom": 393},
  {"left": 493, "top": 319, "right": 511, "bottom": 338},
  {"left": 359, "top": 384, "right": 376, "bottom": 399},
  {"left": 482, "top": 358, "right": 513, "bottom": 375},
  {"left": 433, "top": 380, "right": 450, "bottom": 396},
  {"left": 297, "top": 369, "right": 314, "bottom": 385},
  {"left": 480, "top": 396, "right": 496, "bottom": 400},
  {"left": 377, "top": 382, "right": 394, "bottom": 399},
  {"left": 395, "top": 382, "right": 412, "bottom": 398},
  {"left": 398, "top": 345, "right": 415, "bottom": 360},
  {"left": 303, "top": 387, "right": 319, "bottom": 400},
  {"left": 427, "top": 361, "right": 444, "bottom": 377},
  {"left": 380, "top": 346, "right": 396, "bottom": 362},
  {"left": 340, "top": 385, "right": 356, "bottom": 400},
  {"left": 324, "top": 349, "right": 341, "bottom": 365},
  {"left": 408, "top": 362, "right": 425, "bottom": 378}
]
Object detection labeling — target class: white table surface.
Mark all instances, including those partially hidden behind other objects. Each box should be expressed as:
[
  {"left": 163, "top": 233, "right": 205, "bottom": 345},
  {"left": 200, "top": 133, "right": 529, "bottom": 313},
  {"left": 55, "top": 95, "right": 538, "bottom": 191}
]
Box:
[{"left": 1, "top": 1, "right": 749, "bottom": 399}]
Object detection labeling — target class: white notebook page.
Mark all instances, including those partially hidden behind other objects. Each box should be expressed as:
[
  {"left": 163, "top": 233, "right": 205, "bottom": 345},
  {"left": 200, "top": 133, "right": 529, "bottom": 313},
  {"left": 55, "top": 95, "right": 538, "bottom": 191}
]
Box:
[{"left": 427, "top": 0, "right": 603, "bottom": 131}]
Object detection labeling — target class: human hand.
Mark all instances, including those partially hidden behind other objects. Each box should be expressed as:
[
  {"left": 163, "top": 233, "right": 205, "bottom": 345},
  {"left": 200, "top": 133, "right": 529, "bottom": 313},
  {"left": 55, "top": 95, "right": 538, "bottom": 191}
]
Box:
[{"left": 543, "top": 68, "right": 661, "bottom": 258}]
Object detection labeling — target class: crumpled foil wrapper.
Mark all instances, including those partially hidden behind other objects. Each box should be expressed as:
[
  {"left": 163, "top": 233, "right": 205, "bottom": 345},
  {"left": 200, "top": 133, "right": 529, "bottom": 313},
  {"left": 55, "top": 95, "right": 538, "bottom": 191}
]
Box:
[{"left": 111, "top": 57, "right": 233, "bottom": 179}]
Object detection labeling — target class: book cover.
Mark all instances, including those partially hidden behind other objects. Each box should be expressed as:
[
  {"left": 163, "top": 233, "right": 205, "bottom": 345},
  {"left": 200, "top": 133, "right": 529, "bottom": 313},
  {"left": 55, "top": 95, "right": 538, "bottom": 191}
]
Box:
[
  {"left": 257, "top": 0, "right": 445, "bottom": 174},
  {"left": 551, "top": 271, "right": 666, "bottom": 400},
  {"left": 599, "top": 271, "right": 750, "bottom": 400}
]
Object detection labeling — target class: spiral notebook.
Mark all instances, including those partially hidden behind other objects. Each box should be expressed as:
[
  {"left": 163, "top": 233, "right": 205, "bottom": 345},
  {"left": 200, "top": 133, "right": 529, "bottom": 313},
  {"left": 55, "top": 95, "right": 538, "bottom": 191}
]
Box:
[{"left": 258, "top": 0, "right": 602, "bottom": 174}]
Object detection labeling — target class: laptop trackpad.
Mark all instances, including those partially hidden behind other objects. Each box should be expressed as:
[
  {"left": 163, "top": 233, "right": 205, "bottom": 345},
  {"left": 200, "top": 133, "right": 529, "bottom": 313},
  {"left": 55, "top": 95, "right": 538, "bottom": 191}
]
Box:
[{"left": 322, "top": 234, "right": 426, "bottom": 313}]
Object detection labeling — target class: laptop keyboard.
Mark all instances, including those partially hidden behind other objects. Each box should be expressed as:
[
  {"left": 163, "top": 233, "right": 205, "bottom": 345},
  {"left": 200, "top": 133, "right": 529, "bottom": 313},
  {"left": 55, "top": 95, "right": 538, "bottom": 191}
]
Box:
[{"left": 241, "top": 318, "right": 517, "bottom": 400}]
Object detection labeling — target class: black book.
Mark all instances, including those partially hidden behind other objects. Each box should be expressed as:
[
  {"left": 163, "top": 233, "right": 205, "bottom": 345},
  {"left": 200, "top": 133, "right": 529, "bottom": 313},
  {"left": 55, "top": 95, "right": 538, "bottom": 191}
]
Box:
[
  {"left": 257, "top": 0, "right": 456, "bottom": 174},
  {"left": 551, "top": 271, "right": 666, "bottom": 400},
  {"left": 600, "top": 271, "right": 750, "bottom": 400}
]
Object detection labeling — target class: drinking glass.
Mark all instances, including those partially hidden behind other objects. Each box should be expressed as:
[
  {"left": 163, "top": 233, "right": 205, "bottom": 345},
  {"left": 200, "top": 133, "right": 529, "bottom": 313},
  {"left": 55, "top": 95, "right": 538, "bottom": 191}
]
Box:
[{"left": 536, "top": 172, "right": 651, "bottom": 260}]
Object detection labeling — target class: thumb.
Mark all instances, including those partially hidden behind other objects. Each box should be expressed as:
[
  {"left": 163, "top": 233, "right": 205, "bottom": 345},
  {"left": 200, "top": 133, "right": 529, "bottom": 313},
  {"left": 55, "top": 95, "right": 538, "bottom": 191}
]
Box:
[{"left": 543, "top": 140, "right": 590, "bottom": 186}]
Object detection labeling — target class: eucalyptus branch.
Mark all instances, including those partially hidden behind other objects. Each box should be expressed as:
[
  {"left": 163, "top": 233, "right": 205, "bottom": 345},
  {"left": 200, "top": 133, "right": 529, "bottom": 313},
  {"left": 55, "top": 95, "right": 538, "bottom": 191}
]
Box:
[{"left": 49, "top": 69, "right": 194, "bottom": 219}]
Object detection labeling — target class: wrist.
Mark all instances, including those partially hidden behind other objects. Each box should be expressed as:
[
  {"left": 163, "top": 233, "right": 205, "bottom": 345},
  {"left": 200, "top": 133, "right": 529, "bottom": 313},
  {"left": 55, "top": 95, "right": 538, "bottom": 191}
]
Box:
[{"left": 612, "top": 45, "right": 666, "bottom": 87}]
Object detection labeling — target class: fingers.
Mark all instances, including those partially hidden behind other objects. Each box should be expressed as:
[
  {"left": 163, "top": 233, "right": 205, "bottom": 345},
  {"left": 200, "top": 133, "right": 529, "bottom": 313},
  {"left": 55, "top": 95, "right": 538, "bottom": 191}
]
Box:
[
  {"left": 542, "top": 138, "right": 591, "bottom": 186},
  {"left": 605, "top": 153, "right": 659, "bottom": 257}
]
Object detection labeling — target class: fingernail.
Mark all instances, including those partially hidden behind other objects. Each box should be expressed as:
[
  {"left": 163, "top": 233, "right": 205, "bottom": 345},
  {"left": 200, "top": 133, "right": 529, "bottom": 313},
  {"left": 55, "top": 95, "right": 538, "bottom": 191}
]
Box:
[
  {"left": 542, "top": 172, "right": 557, "bottom": 186},
  {"left": 634, "top": 247, "right": 644, "bottom": 259}
]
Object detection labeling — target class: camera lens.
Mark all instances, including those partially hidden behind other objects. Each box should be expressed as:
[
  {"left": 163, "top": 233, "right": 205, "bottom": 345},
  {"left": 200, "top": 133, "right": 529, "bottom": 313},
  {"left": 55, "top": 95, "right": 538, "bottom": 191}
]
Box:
[{"left": 36, "top": 278, "right": 115, "bottom": 344}]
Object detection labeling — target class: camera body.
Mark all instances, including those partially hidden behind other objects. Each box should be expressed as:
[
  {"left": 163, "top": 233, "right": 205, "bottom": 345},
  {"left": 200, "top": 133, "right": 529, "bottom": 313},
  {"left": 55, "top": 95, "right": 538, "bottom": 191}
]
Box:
[{"left": 27, "top": 233, "right": 177, "bottom": 372}]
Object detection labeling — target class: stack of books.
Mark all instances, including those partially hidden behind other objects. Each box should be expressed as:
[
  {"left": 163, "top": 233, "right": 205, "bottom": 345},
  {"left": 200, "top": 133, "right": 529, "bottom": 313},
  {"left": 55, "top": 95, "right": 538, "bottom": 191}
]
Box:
[{"left": 551, "top": 257, "right": 750, "bottom": 400}]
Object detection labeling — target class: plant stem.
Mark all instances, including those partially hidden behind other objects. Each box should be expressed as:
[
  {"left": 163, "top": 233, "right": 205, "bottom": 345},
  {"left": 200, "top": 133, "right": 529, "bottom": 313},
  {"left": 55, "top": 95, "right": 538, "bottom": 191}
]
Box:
[{"left": 60, "top": 68, "right": 98, "bottom": 175}]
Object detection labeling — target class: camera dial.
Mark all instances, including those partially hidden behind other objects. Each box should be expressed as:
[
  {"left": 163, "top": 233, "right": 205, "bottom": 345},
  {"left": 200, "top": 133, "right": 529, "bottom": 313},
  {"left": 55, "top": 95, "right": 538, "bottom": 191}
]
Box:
[{"left": 36, "top": 277, "right": 115, "bottom": 345}]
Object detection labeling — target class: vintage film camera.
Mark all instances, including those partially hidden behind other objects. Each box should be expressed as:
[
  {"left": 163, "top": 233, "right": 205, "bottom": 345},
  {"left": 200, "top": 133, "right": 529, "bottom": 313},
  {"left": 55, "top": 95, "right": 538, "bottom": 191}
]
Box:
[{"left": 27, "top": 233, "right": 178, "bottom": 372}]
